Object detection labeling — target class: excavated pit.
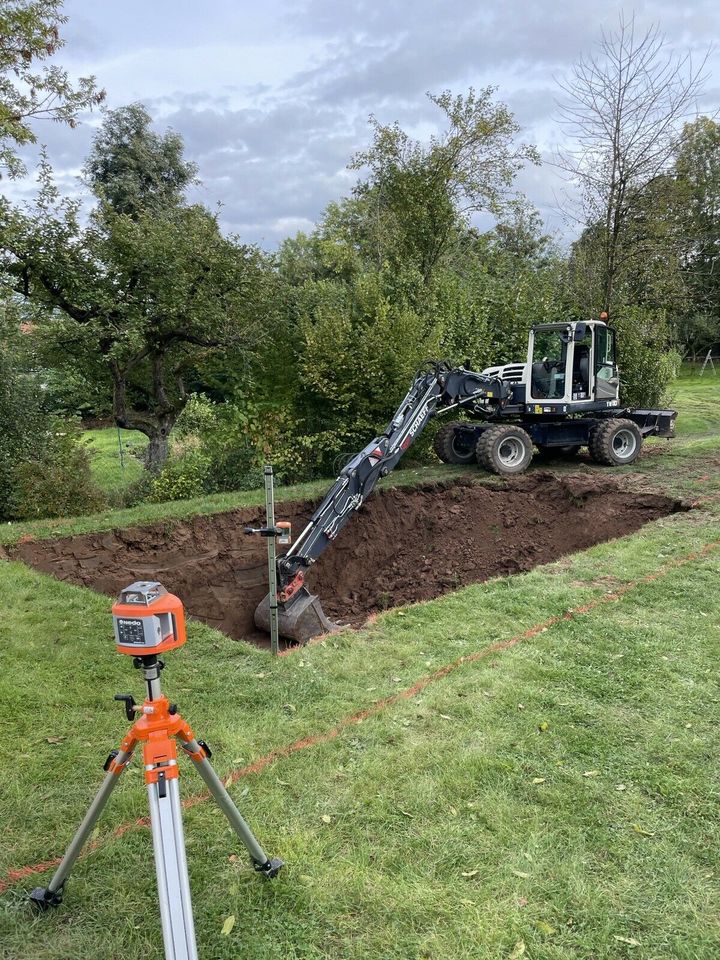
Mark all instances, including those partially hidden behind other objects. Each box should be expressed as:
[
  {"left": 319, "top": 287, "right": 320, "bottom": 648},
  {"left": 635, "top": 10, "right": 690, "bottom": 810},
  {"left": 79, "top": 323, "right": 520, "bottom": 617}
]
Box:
[{"left": 11, "top": 473, "right": 686, "bottom": 646}]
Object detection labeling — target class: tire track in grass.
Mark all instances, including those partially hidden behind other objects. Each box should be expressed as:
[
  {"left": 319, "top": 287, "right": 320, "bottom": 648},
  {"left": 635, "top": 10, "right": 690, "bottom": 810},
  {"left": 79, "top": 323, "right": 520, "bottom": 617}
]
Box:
[{"left": 3, "top": 537, "right": 720, "bottom": 895}]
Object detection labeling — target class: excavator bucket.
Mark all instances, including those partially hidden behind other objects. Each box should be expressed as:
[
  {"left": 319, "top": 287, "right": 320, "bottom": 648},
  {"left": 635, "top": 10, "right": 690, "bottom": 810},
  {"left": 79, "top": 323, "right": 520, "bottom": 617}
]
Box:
[{"left": 254, "top": 586, "right": 335, "bottom": 645}]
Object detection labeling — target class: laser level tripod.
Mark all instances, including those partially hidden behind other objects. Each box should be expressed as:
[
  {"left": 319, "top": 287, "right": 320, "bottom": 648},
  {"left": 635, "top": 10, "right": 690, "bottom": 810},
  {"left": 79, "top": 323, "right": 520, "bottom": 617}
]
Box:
[{"left": 30, "top": 581, "right": 283, "bottom": 960}]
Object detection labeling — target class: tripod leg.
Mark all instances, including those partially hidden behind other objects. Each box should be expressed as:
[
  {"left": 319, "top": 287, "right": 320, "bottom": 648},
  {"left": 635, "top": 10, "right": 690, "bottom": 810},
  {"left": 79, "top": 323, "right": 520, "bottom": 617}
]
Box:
[
  {"left": 29, "top": 747, "right": 133, "bottom": 909},
  {"left": 183, "top": 739, "right": 283, "bottom": 878},
  {"left": 147, "top": 769, "right": 198, "bottom": 960}
]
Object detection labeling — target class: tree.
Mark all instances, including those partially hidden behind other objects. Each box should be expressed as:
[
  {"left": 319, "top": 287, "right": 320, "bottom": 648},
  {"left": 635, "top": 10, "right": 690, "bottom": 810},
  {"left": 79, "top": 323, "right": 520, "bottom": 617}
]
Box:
[
  {"left": 84, "top": 103, "right": 197, "bottom": 218},
  {"left": 0, "top": 0, "right": 104, "bottom": 178},
  {"left": 339, "top": 88, "right": 538, "bottom": 291},
  {"left": 673, "top": 117, "right": 720, "bottom": 355},
  {"left": 556, "top": 16, "right": 707, "bottom": 313},
  {"left": 2, "top": 120, "right": 275, "bottom": 472}
]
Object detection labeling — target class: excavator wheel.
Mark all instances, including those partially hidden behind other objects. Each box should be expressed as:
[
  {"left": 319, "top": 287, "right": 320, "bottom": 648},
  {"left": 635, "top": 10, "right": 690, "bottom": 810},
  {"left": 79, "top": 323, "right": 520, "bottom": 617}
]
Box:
[
  {"left": 476, "top": 424, "right": 533, "bottom": 476},
  {"left": 434, "top": 421, "right": 478, "bottom": 464},
  {"left": 588, "top": 418, "right": 642, "bottom": 466}
]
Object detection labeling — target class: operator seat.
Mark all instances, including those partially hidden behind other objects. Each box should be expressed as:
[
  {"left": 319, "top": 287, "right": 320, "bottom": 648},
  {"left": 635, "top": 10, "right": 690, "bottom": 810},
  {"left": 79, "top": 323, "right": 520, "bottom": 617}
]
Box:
[
  {"left": 531, "top": 362, "right": 550, "bottom": 398},
  {"left": 573, "top": 344, "right": 590, "bottom": 394}
]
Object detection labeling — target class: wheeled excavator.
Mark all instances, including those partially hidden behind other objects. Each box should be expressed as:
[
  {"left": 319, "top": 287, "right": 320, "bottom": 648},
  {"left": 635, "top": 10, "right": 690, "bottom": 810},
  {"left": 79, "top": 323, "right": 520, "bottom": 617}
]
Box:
[{"left": 254, "top": 317, "right": 677, "bottom": 644}]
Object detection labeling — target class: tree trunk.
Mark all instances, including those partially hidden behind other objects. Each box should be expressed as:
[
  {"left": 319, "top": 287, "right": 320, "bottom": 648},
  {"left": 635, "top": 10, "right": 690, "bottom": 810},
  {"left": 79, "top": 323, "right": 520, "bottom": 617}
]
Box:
[
  {"left": 110, "top": 360, "right": 176, "bottom": 473},
  {"left": 144, "top": 425, "right": 172, "bottom": 473}
]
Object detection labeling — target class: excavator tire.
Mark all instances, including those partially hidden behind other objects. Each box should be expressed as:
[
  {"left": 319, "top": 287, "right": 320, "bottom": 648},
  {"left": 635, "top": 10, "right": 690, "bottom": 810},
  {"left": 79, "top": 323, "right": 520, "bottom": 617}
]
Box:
[
  {"left": 434, "top": 421, "right": 477, "bottom": 464},
  {"left": 588, "top": 418, "right": 642, "bottom": 466},
  {"left": 476, "top": 424, "right": 533, "bottom": 476}
]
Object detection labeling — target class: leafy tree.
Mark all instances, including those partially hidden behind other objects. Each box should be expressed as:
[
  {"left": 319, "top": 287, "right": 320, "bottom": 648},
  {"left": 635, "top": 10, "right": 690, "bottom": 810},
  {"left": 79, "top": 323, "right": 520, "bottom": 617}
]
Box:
[
  {"left": 84, "top": 103, "right": 197, "bottom": 218},
  {"left": 0, "top": 0, "right": 104, "bottom": 178},
  {"left": 329, "top": 88, "right": 538, "bottom": 293},
  {"left": 2, "top": 131, "right": 276, "bottom": 472},
  {"left": 673, "top": 117, "right": 720, "bottom": 355}
]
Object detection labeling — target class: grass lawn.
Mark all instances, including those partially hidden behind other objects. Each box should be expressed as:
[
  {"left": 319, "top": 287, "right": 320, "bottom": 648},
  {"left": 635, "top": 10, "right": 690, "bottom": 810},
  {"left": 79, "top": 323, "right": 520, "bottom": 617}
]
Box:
[
  {"left": 84, "top": 427, "right": 147, "bottom": 496},
  {"left": 1, "top": 378, "right": 720, "bottom": 959}
]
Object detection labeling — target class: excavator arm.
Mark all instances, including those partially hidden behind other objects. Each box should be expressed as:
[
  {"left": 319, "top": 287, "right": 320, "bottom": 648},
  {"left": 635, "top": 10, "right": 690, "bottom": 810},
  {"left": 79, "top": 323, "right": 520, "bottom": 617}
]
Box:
[{"left": 254, "top": 361, "right": 510, "bottom": 643}]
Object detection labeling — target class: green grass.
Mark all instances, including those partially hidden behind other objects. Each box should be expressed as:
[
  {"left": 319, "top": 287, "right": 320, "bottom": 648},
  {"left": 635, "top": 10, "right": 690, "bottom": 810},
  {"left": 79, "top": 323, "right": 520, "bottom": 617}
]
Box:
[
  {"left": 0, "top": 378, "right": 719, "bottom": 958},
  {"left": 667, "top": 369, "right": 720, "bottom": 437},
  {"left": 1, "top": 495, "right": 720, "bottom": 958},
  {"left": 84, "top": 428, "right": 147, "bottom": 495}
]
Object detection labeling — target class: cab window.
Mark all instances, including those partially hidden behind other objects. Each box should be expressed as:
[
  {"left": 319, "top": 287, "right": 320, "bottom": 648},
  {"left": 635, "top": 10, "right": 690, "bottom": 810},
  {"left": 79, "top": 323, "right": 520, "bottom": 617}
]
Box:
[
  {"left": 530, "top": 330, "right": 568, "bottom": 399},
  {"left": 594, "top": 326, "right": 616, "bottom": 379}
]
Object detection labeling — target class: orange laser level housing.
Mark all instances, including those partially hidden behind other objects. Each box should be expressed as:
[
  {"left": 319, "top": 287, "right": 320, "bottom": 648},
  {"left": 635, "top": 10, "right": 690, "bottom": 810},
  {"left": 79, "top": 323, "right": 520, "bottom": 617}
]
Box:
[{"left": 112, "top": 581, "right": 186, "bottom": 655}]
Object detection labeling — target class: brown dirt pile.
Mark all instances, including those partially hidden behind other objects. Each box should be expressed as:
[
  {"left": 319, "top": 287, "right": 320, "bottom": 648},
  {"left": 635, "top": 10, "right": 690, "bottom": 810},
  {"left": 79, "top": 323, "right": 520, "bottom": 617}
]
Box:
[{"left": 11, "top": 472, "right": 685, "bottom": 645}]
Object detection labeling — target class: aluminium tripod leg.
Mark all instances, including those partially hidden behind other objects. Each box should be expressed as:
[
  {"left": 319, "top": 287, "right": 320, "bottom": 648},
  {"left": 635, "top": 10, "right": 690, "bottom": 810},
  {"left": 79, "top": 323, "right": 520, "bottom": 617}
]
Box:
[
  {"left": 183, "top": 739, "right": 283, "bottom": 878},
  {"left": 29, "top": 746, "right": 134, "bottom": 909},
  {"left": 147, "top": 765, "right": 197, "bottom": 960}
]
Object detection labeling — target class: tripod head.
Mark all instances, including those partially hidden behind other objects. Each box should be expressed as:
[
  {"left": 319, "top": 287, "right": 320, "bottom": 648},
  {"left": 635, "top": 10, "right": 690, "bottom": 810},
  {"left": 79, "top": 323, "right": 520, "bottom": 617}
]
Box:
[{"left": 112, "top": 581, "right": 186, "bottom": 656}]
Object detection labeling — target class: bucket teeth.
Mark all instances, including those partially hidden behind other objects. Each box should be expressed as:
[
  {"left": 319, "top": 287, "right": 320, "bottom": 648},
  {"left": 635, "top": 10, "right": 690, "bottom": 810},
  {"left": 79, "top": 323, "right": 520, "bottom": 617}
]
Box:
[{"left": 254, "top": 587, "right": 335, "bottom": 645}]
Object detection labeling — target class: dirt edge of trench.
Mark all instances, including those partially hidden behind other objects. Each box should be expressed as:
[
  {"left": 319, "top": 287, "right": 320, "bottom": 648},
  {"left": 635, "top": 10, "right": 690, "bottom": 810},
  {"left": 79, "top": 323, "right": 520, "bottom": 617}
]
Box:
[{"left": 10, "top": 472, "right": 688, "bottom": 646}]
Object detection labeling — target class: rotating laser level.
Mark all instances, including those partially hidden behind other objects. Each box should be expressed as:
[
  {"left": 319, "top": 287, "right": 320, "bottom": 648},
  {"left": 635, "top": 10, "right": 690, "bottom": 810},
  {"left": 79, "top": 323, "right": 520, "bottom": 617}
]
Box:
[
  {"left": 112, "top": 580, "right": 186, "bottom": 655},
  {"left": 30, "top": 581, "right": 283, "bottom": 960}
]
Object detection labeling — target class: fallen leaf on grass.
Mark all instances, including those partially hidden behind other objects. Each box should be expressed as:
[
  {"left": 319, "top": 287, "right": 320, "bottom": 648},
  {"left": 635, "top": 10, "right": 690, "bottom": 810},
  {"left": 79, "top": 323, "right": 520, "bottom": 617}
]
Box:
[
  {"left": 632, "top": 824, "right": 656, "bottom": 837},
  {"left": 509, "top": 941, "right": 526, "bottom": 959},
  {"left": 615, "top": 783, "right": 627, "bottom": 791},
  {"left": 461, "top": 870, "right": 479, "bottom": 878},
  {"left": 439, "top": 714, "right": 453, "bottom": 720},
  {"left": 613, "top": 935, "right": 641, "bottom": 946},
  {"left": 46, "top": 736, "right": 66, "bottom": 744},
  {"left": 583, "top": 770, "right": 600, "bottom": 777},
  {"left": 538, "top": 721, "right": 549, "bottom": 732},
  {"left": 531, "top": 777, "right": 546, "bottom": 785},
  {"left": 321, "top": 814, "right": 332, "bottom": 824},
  {"left": 511, "top": 869, "right": 530, "bottom": 879},
  {"left": 221, "top": 915, "right": 236, "bottom": 936},
  {"left": 534, "top": 920, "right": 557, "bottom": 936}
]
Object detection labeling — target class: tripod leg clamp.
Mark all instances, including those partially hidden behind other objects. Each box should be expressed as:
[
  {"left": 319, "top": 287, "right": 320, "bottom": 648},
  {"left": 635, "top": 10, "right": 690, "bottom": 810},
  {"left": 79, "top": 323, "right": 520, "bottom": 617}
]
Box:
[
  {"left": 253, "top": 857, "right": 284, "bottom": 879},
  {"left": 29, "top": 885, "right": 64, "bottom": 910}
]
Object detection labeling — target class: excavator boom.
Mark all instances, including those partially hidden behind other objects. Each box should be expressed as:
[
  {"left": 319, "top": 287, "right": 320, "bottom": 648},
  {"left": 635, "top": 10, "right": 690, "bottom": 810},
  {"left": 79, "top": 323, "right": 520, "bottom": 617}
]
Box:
[{"left": 254, "top": 362, "right": 509, "bottom": 643}]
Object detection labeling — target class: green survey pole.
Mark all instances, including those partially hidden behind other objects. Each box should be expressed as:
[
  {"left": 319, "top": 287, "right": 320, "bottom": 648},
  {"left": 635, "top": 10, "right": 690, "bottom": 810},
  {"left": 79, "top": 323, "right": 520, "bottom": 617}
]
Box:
[{"left": 264, "top": 465, "right": 279, "bottom": 656}]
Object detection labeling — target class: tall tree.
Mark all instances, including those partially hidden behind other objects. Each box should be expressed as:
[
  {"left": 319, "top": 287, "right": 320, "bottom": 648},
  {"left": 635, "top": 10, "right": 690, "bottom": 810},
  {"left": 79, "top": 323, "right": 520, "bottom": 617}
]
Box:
[
  {"left": 83, "top": 103, "right": 197, "bottom": 218},
  {"left": 338, "top": 88, "right": 538, "bottom": 291},
  {"left": 673, "top": 117, "right": 720, "bottom": 354},
  {"left": 0, "top": 0, "right": 104, "bottom": 178},
  {"left": 556, "top": 16, "right": 707, "bottom": 313},
  {"left": 2, "top": 115, "right": 275, "bottom": 472}
]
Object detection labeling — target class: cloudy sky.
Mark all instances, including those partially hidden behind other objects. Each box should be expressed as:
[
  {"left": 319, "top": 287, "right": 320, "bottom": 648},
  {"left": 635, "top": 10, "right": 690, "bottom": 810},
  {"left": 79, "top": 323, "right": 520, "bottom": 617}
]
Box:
[{"left": 8, "top": 0, "right": 720, "bottom": 247}]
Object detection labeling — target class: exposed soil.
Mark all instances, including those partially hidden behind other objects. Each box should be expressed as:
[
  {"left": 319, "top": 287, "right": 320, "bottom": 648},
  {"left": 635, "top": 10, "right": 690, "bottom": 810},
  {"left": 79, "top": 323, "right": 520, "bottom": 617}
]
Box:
[{"left": 11, "top": 473, "right": 686, "bottom": 645}]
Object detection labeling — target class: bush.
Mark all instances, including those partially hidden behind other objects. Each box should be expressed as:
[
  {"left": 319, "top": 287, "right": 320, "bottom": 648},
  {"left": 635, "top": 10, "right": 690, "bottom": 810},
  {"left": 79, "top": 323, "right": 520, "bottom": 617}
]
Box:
[
  {"left": 613, "top": 306, "right": 679, "bottom": 408},
  {"left": 144, "top": 397, "right": 268, "bottom": 503},
  {"left": 8, "top": 433, "right": 104, "bottom": 519},
  {"left": 147, "top": 450, "right": 211, "bottom": 503},
  {"left": 0, "top": 349, "right": 103, "bottom": 521}
]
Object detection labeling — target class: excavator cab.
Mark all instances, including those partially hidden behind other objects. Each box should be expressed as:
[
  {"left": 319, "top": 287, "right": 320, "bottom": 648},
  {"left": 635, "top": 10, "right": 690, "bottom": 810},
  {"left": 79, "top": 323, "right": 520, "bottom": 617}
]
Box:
[{"left": 527, "top": 319, "right": 619, "bottom": 409}]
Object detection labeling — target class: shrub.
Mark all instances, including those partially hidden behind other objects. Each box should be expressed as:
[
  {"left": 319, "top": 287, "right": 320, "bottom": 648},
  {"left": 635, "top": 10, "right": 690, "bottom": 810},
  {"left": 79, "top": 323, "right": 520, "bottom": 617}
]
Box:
[
  {"left": 8, "top": 433, "right": 104, "bottom": 519},
  {"left": 147, "top": 450, "right": 212, "bottom": 503},
  {"left": 0, "top": 349, "right": 103, "bottom": 521}
]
